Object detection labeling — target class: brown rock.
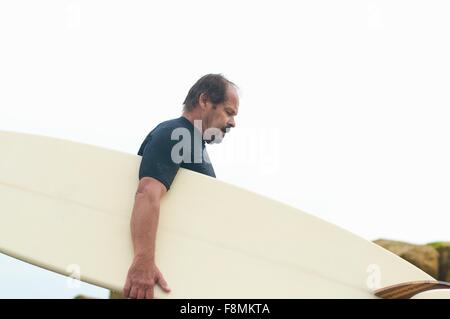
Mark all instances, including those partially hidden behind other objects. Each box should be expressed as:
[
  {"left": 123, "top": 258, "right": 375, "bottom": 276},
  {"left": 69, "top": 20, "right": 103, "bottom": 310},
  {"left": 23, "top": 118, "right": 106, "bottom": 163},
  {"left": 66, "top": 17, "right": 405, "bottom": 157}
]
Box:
[
  {"left": 428, "top": 242, "right": 450, "bottom": 282},
  {"left": 109, "top": 290, "right": 126, "bottom": 299},
  {"left": 374, "top": 239, "right": 439, "bottom": 279},
  {"left": 73, "top": 294, "right": 95, "bottom": 299}
]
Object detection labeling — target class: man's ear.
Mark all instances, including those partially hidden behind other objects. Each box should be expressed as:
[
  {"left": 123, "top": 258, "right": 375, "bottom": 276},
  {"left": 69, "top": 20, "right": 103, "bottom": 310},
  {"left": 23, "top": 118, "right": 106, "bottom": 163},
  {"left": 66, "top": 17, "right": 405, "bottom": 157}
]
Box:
[{"left": 198, "top": 93, "right": 210, "bottom": 111}]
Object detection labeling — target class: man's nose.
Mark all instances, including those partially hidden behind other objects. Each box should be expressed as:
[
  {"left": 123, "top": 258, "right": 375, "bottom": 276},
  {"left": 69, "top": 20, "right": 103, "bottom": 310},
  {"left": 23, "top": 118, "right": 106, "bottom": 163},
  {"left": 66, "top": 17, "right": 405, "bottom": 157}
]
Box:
[{"left": 228, "top": 117, "right": 236, "bottom": 128}]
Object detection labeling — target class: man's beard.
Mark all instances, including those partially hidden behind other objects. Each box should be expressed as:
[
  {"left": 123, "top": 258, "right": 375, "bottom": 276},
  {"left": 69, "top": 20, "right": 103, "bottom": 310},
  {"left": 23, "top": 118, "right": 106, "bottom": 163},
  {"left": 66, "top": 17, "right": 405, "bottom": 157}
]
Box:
[
  {"left": 205, "top": 126, "right": 230, "bottom": 144},
  {"left": 205, "top": 131, "right": 224, "bottom": 144}
]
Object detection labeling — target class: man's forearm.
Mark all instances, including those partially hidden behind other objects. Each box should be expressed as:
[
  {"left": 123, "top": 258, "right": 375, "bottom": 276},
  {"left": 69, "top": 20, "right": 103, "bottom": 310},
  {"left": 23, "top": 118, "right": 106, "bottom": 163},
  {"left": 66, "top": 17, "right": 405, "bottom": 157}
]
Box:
[{"left": 130, "top": 192, "right": 161, "bottom": 260}]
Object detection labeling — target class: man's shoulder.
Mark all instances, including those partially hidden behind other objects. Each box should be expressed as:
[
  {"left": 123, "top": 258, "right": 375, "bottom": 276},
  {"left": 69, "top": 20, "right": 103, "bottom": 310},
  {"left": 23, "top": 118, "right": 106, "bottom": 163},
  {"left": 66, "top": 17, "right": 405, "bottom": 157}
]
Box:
[
  {"left": 138, "top": 117, "right": 191, "bottom": 153},
  {"left": 151, "top": 117, "right": 191, "bottom": 135}
]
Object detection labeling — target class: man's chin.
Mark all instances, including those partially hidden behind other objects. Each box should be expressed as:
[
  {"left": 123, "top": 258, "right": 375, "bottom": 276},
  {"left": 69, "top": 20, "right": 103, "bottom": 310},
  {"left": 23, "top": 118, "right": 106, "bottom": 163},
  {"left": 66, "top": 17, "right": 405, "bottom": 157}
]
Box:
[{"left": 206, "top": 135, "right": 225, "bottom": 144}]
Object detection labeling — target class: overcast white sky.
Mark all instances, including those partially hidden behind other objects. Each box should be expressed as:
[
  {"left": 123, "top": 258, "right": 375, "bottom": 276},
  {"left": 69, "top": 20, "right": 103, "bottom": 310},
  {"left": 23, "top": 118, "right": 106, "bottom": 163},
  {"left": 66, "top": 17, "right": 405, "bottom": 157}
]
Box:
[{"left": 1, "top": 0, "right": 449, "bottom": 298}]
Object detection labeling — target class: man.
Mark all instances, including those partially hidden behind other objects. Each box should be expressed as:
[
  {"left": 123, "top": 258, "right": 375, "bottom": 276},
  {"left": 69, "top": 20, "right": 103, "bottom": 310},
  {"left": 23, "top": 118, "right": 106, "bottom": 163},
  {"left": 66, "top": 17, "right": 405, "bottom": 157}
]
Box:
[{"left": 123, "top": 74, "right": 239, "bottom": 299}]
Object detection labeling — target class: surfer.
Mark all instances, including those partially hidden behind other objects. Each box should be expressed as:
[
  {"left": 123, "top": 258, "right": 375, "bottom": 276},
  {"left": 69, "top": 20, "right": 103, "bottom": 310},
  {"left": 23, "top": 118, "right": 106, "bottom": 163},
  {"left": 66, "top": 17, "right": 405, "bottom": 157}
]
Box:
[{"left": 123, "top": 74, "right": 240, "bottom": 299}]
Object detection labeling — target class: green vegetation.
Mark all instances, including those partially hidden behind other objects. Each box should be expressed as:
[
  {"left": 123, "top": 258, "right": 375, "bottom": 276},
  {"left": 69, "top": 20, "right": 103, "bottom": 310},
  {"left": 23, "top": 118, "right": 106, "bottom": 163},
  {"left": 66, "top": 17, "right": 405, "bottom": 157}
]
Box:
[{"left": 427, "top": 242, "right": 450, "bottom": 249}]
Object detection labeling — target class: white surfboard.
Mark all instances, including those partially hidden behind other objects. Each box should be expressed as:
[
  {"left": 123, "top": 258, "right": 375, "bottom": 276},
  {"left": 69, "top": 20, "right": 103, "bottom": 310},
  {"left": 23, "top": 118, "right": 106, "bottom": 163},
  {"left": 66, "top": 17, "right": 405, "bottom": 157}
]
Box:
[
  {"left": 0, "top": 130, "right": 436, "bottom": 298},
  {"left": 412, "top": 290, "right": 450, "bottom": 299}
]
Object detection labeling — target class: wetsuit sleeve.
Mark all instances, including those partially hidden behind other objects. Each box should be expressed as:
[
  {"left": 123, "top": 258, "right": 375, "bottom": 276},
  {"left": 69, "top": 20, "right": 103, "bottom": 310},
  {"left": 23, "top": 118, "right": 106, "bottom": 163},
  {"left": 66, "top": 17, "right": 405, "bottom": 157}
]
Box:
[{"left": 138, "top": 128, "right": 181, "bottom": 191}]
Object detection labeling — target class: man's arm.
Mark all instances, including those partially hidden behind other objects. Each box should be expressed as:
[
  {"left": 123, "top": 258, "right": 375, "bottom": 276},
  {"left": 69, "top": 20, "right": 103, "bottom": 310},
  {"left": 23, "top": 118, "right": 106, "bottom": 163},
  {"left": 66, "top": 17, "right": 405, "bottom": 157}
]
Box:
[{"left": 123, "top": 176, "right": 171, "bottom": 299}]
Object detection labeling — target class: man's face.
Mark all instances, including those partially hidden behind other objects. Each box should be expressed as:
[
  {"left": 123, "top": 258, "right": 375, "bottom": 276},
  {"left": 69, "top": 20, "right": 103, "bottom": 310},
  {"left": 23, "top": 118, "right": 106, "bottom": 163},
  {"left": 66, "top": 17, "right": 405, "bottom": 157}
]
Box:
[{"left": 202, "top": 86, "right": 239, "bottom": 144}]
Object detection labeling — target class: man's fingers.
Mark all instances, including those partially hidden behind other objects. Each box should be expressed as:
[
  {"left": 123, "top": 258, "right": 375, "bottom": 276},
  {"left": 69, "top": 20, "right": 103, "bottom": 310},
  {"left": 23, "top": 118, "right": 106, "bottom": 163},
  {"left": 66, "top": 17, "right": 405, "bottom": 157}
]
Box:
[
  {"left": 157, "top": 274, "right": 171, "bottom": 293},
  {"left": 137, "top": 288, "right": 146, "bottom": 299},
  {"left": 123, "top": 279, "right": 131, "bottom": 298},
  {"left": 145, "top": 287, "right": 154, "bottom": 299},
  {"left": 129, "top": 286, "right": 139, "bottom": 299}
]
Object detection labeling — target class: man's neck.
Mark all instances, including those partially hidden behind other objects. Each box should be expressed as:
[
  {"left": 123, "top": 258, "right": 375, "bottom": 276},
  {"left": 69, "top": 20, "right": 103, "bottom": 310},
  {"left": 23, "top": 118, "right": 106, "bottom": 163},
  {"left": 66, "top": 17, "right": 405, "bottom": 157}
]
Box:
[{"left": 182, "top": 112, "right": 204, "bottom": 134}]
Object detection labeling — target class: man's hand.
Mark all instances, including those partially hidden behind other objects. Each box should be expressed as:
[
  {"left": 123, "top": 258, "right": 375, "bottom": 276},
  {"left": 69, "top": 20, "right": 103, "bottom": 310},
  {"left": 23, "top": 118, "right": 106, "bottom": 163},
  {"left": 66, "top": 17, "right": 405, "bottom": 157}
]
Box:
[{"left": 123, "top": 254, "right": 171, "bottom": 299}]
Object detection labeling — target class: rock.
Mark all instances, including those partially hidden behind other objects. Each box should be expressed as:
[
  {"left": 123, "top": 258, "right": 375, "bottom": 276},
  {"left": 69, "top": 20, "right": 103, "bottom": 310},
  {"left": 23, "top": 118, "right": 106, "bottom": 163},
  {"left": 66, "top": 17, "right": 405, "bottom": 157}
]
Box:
[
  {"left": 109, "top": 290, "right": 126, "bottom": 299},
  {"left": 428, "top": 242, "right": 450, "bottom": 282},
  {"left": 73, "top": 294, "right": 95, "bottom": 299},
  {"left": 374, "top": 239, "right": 439, "bottom": 279}
]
